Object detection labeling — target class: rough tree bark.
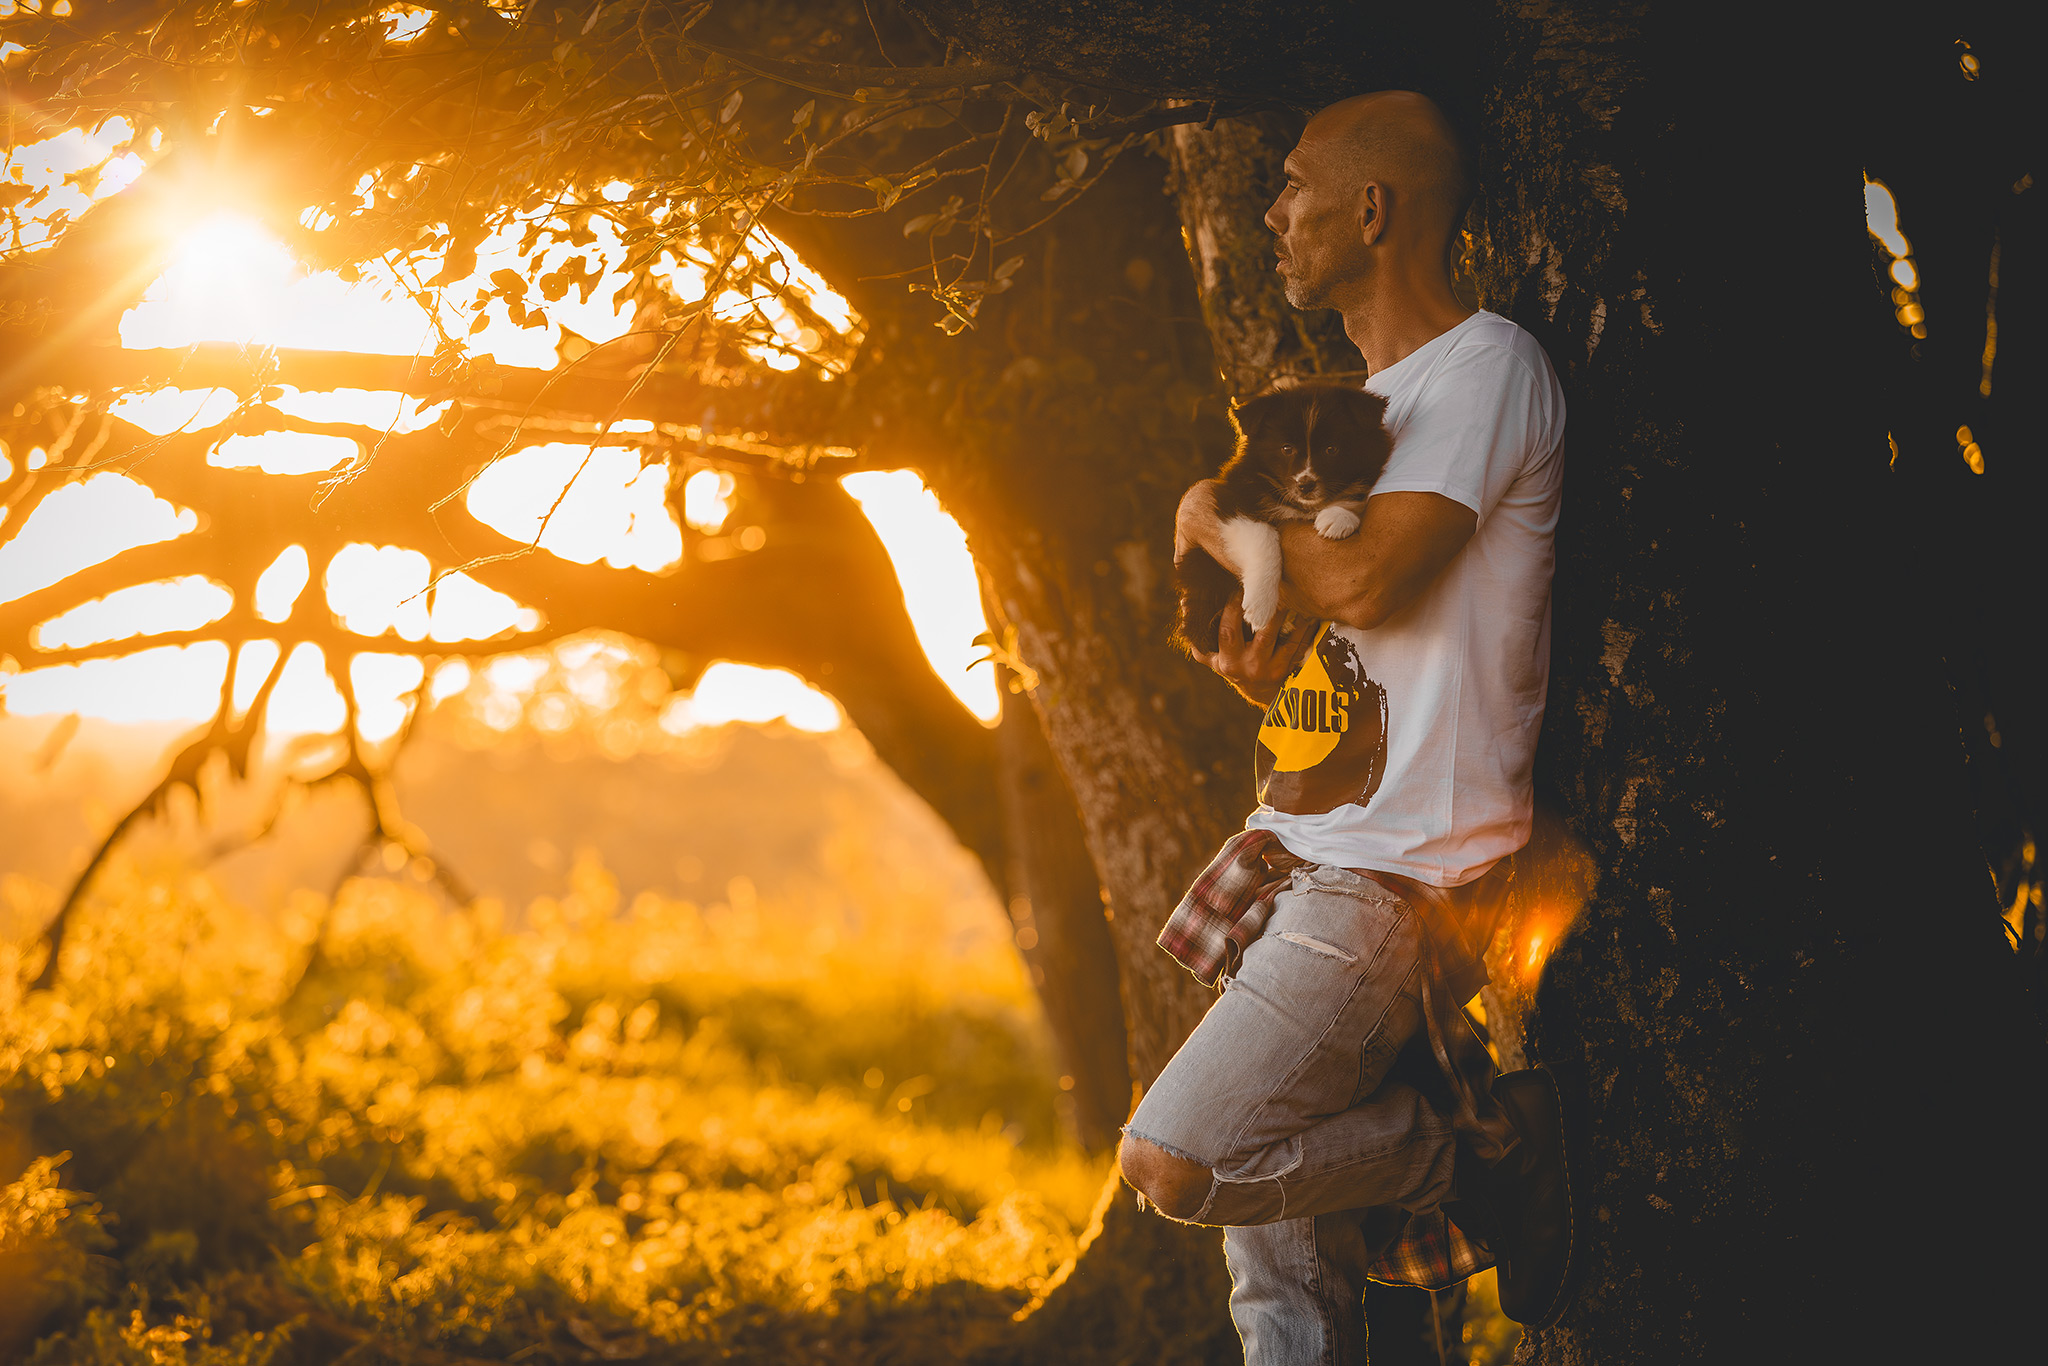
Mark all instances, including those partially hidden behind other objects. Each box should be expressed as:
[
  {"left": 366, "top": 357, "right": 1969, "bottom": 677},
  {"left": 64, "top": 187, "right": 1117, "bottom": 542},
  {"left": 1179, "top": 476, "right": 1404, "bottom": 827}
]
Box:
[
  {"left": 994, "top": 676, "right": 1132, "bottom": 1150},
  {"left": 770, "top": 113, "right": 1260, "bottom": 1355},
  {"left": 1164, "top": 113, "right": 1361, "bottom": 395}
]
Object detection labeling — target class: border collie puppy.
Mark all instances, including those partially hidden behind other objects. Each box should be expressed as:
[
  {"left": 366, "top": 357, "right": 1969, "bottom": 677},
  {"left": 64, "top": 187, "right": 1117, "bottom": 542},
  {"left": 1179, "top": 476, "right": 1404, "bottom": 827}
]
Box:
[{"left": 1172, "top": 385, "right": 1393, "bottom": 656}]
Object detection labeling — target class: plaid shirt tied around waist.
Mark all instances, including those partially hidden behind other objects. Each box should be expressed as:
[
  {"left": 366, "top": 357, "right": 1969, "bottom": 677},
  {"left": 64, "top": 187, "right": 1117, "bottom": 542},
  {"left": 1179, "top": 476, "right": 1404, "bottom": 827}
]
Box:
[
  {"left": 1155, "top": 829, "right": 1295, "bottom": 989},
  {"left": 1155, "top": 828, "right": 1512, "bottom": 1292}
]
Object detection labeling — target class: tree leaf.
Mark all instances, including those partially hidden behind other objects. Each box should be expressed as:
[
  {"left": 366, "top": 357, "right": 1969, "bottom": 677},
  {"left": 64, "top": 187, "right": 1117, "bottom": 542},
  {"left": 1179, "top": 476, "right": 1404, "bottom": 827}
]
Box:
[
  {"left": 720, "top": 89, "right": 744, "bottom": 124},
  {"left": 993, "top": 255, "right": 1026, "bottom": 280}
]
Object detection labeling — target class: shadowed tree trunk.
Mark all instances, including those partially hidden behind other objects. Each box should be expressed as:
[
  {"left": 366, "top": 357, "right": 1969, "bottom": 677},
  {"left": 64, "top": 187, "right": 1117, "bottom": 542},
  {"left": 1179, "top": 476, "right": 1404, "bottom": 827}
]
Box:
[
  {"left": 1165, "top": 114, "right": 1362, "bottom": 395},
  {"left": 883, "top": 2, "right": 2048, "bottom": 1360},
  {"left": 994, "top": 676, "right": 1132, "bottom": 1150},
  {"left": 770, "top": 117, "right": 1260, "bottom": 1355}
]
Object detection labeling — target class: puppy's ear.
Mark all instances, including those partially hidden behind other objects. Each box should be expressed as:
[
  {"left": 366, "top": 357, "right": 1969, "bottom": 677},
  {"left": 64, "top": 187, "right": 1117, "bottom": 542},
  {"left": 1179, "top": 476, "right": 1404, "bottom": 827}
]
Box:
[
  {"left": 1349, "top": 389, "right": 1390, "bottom": 427},
  {"left": 1230, "top": 392, "right": 1287, "bottom": 443},
  {"left": 1325, "top": 388, "right": 1392, "bottom": 450},
  {"left": 1314, "top": 386, "right": 1387, "bottom": 426}
]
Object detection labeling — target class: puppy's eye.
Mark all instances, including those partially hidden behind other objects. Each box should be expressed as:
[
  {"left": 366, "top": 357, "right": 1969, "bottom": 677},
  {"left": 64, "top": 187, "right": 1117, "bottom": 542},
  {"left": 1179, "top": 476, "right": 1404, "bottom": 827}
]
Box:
[{"left": 1279, "top": 444, "right": 1297, "bottom": 457}]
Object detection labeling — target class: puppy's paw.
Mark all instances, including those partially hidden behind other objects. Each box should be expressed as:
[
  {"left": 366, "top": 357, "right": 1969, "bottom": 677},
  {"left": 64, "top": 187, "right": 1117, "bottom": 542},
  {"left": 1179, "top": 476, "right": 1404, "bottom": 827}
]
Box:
[
  {"left": 1241, "top": 583, "right": 1281, "bottom": 632},
  {"left": 1315, "top": 505, "right": 1362, "bottom": 540}
]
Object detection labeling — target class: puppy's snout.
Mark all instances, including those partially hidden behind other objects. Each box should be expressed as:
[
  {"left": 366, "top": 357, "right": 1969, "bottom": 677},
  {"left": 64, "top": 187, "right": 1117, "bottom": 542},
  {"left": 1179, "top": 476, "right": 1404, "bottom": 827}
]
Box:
[{"left": 1295, "top": 471, "right": 1321, "bottom": 495}]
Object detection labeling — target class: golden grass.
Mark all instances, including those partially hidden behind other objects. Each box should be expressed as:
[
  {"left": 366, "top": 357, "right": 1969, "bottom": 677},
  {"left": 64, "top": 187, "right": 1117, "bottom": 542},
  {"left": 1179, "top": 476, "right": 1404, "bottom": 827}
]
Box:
[{"left": 1, "top": 854, "right": 1108, "bottom": 1363}]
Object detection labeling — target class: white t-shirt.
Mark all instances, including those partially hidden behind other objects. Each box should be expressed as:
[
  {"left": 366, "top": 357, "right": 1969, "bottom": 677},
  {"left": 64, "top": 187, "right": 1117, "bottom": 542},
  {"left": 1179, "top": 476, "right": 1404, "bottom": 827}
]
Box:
[{"left": 1245, "top": 310, "right": 1565, "bottom": 887}]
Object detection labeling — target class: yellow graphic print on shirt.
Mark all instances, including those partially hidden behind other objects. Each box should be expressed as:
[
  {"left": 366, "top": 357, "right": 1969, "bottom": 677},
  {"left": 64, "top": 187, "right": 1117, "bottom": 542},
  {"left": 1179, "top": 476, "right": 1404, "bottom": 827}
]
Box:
[{"left": 1255, "top": 621, "right": 1390, "bottom": 816}]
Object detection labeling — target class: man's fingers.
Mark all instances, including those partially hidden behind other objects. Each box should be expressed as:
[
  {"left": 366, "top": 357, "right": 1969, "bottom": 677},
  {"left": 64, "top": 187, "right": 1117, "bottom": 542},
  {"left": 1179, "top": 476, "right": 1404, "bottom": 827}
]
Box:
[{"left": 1218, "top": 599, "right": 1245, "bottom": 655}]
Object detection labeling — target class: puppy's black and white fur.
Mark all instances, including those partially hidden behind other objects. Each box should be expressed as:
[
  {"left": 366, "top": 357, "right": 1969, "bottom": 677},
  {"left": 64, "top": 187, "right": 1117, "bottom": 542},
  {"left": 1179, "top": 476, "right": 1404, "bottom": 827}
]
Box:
[{"left": 1172, "top": 385, "right": 1394, "bottom": 656}]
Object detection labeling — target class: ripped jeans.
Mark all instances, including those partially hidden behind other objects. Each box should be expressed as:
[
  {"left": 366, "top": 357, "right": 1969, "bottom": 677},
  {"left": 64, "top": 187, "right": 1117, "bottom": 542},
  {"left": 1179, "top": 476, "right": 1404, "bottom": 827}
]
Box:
[{"left": 1125, "top": 863, "right": 1455, "bottom": 1228}]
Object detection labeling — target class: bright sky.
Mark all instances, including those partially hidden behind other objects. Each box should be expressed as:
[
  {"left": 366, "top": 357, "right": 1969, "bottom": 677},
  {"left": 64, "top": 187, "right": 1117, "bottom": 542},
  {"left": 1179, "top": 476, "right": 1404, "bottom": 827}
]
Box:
[
  {"left": 841, "top": 471, "right": 999, "bottom": 719},
  {"left": 0, "top": 133, "right": 996, "bottom": 742}
]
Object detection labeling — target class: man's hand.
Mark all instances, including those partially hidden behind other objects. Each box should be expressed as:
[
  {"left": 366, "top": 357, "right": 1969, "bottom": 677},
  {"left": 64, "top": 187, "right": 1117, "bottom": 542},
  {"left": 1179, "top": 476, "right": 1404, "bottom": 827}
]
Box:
[{"left": 1204, "top": 599, "right": 1312, "bottom": 707}]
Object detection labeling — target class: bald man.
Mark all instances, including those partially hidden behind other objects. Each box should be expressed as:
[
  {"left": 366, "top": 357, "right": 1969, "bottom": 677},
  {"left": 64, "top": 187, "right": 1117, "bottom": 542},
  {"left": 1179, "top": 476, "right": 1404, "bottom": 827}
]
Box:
[{"left": 1123, "top": 92, "right": 1577, "bottom": 1357}]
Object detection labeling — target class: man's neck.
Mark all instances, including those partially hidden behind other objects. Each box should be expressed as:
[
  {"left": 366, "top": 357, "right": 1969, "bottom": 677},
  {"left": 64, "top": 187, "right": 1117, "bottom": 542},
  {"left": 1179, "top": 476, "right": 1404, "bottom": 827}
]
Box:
[{"left": 1339, "top": 273, "right": 1475, "bottom": 376}]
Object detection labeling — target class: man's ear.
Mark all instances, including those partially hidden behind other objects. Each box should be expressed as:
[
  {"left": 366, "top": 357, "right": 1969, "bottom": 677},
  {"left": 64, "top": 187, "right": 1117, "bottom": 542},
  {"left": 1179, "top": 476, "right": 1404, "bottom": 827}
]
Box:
[{"left": 1357, "top": 181, "right": 1385, "bottom": 248}]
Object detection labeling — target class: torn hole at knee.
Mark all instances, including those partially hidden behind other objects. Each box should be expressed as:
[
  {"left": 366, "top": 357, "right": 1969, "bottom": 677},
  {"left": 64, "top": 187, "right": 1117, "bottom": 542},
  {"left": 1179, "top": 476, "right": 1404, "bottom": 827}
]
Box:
[
  {"left": 1121, "top": 1134, "right": 1215, "bottom": 1219},
  {"left": 1275, "top": 931, "right": 1358, "bottom": 964}
]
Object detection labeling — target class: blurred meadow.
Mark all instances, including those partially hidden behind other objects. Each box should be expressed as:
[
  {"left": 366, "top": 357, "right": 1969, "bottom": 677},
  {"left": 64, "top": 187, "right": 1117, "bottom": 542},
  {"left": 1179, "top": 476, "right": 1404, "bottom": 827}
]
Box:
[{"left": 1, "top": 677, "right": 1110, "bottom": 1365}]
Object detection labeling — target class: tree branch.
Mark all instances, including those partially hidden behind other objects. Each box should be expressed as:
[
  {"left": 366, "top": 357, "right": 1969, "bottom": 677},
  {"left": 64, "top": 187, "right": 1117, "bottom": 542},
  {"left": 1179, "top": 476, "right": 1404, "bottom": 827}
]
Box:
[{"left": 686, "top": 41, "right": 1017, "bottom": 99}]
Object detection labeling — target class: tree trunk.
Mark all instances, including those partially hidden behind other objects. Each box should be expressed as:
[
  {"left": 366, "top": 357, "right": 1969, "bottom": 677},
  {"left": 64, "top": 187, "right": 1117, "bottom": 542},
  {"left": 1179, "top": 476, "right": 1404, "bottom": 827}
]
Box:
[
  {"left": 894, "top": 3, "right": 2047, "bottom": 1359},
  {"left": 1460, "top": 6, "right": 2045, "bottom": 1359},
  {"left": 994, "top": 676, "right": 1132, "bottom": 1150},
  {"left": 1164, "top": 114, "right": 1361, "bottom": 395},
  {"left": 778, "top": 129, "right": 1262, "bottom": 1356}
]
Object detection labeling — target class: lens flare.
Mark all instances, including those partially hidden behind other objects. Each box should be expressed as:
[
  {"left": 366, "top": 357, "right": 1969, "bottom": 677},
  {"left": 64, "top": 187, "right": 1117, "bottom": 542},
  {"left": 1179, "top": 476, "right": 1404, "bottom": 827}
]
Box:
[
  {"left": 682, "top": 469, "right": 735, "bottom": 533},
  {"left": 1493, "top": 810, "right": 1598, "bottom": 998}
]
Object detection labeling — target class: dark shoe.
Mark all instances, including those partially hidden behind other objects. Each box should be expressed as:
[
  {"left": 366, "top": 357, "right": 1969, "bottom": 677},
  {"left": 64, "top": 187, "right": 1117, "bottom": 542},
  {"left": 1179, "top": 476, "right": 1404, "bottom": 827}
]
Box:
[{"left": 1479, "top": 1066, "right": 1579, "bottom": 1328}]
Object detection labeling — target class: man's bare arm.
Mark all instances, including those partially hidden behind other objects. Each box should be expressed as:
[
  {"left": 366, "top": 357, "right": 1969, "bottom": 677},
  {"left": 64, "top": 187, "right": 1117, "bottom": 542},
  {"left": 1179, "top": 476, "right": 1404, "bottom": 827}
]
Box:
[
  {"left": 1176, "top": 481, "right": 1478, "bottom": 632},
  {"left": 1276, "top": 492, "right": 1476, "bottom": 629}
]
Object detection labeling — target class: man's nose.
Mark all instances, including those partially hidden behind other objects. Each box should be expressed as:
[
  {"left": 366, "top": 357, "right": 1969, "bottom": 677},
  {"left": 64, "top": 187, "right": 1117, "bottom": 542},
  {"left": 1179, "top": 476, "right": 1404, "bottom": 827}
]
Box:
[{"left": 1264, "top": 193, "right": 1288, "bottom": 236}]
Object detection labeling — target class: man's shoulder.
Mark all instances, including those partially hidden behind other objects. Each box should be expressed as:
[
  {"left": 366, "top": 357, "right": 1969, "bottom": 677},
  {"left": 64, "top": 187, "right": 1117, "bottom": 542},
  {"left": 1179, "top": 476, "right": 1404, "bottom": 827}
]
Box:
[{"left": 1446, "top": 312, "right": 1559, "bottom": 384}]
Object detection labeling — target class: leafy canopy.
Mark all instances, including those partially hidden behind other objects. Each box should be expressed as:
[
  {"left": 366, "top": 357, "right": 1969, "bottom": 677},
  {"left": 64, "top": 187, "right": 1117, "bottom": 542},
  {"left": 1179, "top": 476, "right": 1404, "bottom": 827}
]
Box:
[{"left": 0, "top": 0, "right": 1221, "bottom": 364}]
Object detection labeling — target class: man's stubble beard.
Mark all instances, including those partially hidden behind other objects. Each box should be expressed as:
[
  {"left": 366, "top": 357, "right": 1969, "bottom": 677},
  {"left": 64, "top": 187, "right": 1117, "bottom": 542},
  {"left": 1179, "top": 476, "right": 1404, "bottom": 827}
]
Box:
[
  {"left": 1277, "top": 250, "right": 1341, "bottom": 312},
  {"left": 1280, "top": 272, "right": 1330, "bottom": 311},
  {"left": 1277, "top": 266, "right": 1327, "bottom": 311}
]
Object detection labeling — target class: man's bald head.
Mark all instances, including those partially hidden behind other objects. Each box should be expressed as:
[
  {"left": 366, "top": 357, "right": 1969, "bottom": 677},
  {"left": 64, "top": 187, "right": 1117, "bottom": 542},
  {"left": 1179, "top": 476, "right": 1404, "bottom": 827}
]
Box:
[
  {"left": 1305, "top": 91, "right": 1475, "bottom": 245},
  {"left": 1265, "top": 90, "right": 1475, "bottom": 314}
]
